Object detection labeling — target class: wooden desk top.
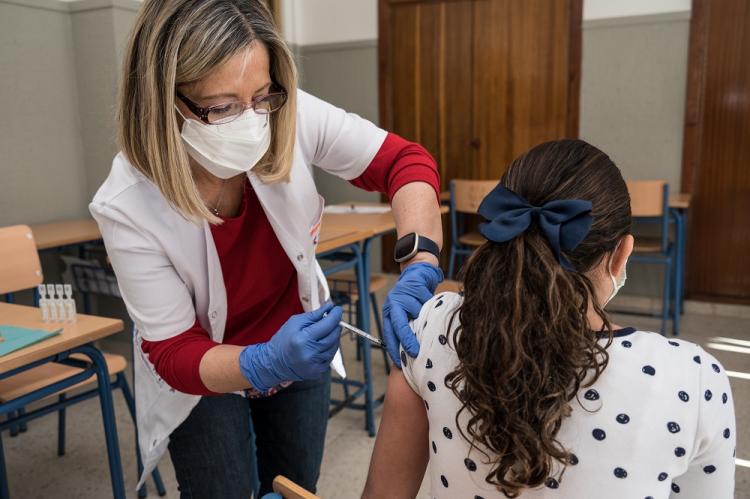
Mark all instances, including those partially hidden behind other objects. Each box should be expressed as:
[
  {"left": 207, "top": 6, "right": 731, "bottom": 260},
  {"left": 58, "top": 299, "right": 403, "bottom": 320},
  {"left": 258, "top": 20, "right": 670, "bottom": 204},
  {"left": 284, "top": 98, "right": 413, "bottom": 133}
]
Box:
[
  {"left": 441, "top": 191, "right": 692, "bottom": 210},
  {"left": 0, "top": 303, "right": 123, "bottom": 374},
  {"left": 669, "top": 193, "right": 692, "bottom": 210},
  {"left": 30, "top": 219, "right": 101, "bottom": 250},
  {"left": 323, "top": 203, "right": 449, "bottom": 237},
  {"left": 316, "top": 225, "right": 373, "bottom": 254}
]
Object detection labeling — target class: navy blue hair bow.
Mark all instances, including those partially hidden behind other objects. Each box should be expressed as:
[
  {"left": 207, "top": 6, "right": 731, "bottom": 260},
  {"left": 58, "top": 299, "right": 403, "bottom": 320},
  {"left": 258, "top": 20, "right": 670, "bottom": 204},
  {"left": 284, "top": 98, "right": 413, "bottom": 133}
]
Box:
[{"left": 477, "top": 184, "right": 593, "bottom": 270}]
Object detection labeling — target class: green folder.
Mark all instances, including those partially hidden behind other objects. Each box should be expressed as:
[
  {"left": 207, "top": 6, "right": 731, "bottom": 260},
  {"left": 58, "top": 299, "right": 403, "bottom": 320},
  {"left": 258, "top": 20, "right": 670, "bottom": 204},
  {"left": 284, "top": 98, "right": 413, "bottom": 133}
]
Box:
[{"left": 0, "top": 325, "right": 62, "bottom": 357}]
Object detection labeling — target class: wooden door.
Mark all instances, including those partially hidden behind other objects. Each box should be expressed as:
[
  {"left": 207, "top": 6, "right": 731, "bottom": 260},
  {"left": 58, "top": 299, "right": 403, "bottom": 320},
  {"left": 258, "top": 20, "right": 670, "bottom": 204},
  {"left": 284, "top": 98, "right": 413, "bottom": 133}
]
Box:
[
  {"left": 682, "top": 0, "right": 750, "bottom": 303},
  {"left": 380, "top": 0, "right": 581, "bottom": 185},
  {"left": 379, "top": 0, "right": 581, "bottom": 271}
]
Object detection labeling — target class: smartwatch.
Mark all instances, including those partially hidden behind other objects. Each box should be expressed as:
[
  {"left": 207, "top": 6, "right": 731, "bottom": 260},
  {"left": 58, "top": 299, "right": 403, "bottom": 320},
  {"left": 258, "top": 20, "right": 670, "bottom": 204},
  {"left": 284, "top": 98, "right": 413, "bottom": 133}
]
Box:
[{"left": 394, "top": 233, "right": 440, "bottom": 263}]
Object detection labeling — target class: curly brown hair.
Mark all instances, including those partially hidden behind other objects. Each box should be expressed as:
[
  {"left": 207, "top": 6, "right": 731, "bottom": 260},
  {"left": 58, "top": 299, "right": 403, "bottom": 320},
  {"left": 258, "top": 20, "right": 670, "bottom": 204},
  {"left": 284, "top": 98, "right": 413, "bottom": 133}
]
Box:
[{"left": 445, "top": 139, "right": 631, "bottom": 497}]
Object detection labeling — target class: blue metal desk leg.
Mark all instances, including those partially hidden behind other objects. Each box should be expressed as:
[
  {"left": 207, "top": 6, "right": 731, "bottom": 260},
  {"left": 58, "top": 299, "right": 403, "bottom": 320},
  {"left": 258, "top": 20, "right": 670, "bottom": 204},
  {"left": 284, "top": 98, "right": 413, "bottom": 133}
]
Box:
[
  {"left": 672, "top": 210, "right": 685, "bottom": 335},
  {"left": 0, "top": 433, "right": 8, "bottom": 499},
  {"left": 678, "top": 210, "right": 687, "bottom": 314},
  {"left": 77, "top": 344, "right": 126, "bottom": 499},
  {"left": 358, "top": 240, "right": 376, "bottom": 437}
]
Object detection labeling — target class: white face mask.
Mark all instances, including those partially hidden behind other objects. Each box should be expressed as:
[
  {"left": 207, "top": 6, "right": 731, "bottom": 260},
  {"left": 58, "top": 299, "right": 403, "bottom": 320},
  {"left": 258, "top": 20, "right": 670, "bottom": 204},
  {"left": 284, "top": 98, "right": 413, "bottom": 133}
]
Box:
[
  {"left": 176, "top": 107, "right": 271, "bottom": 180},
  {"left": 605, "top": 252, "right": 628, "bottom": 306}
]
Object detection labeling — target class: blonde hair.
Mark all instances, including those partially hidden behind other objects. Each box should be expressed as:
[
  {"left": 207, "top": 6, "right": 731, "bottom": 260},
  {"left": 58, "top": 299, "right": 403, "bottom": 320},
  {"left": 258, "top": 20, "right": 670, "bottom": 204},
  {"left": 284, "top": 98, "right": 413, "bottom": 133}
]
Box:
[{"left": 117, "top": 0, "right": 297, "bottom": 223}]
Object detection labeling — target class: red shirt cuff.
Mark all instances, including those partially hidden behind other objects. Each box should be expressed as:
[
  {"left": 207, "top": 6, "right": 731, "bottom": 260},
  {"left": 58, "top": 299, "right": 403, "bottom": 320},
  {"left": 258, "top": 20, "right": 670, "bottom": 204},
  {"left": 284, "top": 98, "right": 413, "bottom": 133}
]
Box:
[{"left": 140, "top": 320, "right": 221, "bottom": 396}]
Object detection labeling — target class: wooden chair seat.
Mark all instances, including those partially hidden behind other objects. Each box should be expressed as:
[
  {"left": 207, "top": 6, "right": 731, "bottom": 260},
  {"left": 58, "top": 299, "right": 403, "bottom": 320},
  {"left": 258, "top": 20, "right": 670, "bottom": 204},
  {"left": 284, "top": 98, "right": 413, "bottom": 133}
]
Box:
[
  {"left": 458, "top": 231, "right": 485, "bottom": 247},
  {"left": 273, "top": 475, "right": 320, "bottom": 499},
  {"left": 633, "top": 237, "right": 665, "bottom": 253},
  {"left": 0, "top": 353, "right": 126, "bottom": 402},
  {"left": 328, "top": 272, "right": 389, "bottom": 298},
  {"left": 436, "top": 280, "right": 462, "bottom": 294}
]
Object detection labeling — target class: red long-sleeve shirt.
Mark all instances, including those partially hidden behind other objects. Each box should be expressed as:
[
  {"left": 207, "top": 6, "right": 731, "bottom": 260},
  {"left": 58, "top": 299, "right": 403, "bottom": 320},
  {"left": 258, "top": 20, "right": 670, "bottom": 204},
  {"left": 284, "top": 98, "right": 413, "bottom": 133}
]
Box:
[{"left": 141, "top": 133, "right": 440, "bottom": 395}]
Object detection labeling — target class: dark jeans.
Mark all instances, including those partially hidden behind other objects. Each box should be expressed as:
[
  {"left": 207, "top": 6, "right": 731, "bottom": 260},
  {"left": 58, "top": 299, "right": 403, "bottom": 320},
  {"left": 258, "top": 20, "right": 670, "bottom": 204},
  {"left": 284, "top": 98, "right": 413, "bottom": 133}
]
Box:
[{"left": 167, "top": 376, "right": 331, "bottom": 498}]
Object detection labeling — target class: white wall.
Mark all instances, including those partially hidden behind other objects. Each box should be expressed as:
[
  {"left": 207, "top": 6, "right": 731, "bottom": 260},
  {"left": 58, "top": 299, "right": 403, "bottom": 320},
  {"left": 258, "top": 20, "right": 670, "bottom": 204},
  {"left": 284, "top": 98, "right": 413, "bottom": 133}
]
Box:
[
  {"left": 584, "top": 0, "right": 691, "bottom": 20},
  {"left": 280, "top": 0, "right": 376, "bottom": 46}
]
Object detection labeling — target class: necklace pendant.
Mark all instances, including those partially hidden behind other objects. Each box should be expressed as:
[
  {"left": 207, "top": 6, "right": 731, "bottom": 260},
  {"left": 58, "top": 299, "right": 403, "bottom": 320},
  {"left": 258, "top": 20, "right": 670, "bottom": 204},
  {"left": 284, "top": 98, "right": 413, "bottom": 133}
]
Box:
[{"left": 211, "top": 207, "right": 220, "bottom": 216}]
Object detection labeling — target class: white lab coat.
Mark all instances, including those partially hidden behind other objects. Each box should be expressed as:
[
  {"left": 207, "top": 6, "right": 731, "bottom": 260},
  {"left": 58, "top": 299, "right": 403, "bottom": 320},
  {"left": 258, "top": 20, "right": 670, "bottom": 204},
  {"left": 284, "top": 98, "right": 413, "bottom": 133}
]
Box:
[{"left": 89, "top": 90, "right": 387, "bottom": 487}]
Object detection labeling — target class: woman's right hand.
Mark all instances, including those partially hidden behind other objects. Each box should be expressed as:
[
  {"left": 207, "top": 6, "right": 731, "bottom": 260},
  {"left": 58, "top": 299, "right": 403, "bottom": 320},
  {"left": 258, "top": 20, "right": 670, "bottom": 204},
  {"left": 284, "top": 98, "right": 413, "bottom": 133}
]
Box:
[{"left": 239, "top": 302, "right": 343, "bottom": 392}]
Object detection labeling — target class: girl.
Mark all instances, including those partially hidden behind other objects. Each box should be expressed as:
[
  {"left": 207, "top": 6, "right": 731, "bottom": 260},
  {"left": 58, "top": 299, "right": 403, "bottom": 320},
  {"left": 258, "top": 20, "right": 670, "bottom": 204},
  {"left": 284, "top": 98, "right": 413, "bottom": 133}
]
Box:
[{"left": 363, "top": 139, "right": 735, "bottom": 498}]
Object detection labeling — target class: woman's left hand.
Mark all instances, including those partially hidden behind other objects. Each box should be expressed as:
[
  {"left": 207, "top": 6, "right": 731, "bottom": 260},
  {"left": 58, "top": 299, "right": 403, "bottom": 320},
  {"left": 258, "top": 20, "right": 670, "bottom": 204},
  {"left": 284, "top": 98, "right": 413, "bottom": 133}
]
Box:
[{"left": 382, "top": 262, "right": 444, "bottom": 368}]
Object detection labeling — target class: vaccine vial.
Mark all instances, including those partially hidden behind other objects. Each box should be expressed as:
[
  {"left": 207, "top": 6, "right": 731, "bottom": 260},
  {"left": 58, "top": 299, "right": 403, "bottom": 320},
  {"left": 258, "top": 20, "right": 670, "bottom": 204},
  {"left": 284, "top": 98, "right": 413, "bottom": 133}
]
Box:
[
  {"left": 47, "top": 284, "right": 58, "bottom": 322},
  {"left": 38, "top": 284, "right": 50, "bottom": 323},
  {"left": 55, "top": 284, "right": 66, "bottom": 323},
  {"left": 64, "top": 284, "right": 77, "bottom": 324}
]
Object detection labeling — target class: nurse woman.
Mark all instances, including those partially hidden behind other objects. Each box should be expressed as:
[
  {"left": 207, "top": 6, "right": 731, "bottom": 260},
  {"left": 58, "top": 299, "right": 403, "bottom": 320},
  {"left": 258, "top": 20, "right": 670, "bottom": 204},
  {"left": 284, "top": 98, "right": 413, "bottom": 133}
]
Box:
[{"left": 90, "top": 1, "right": 443, "bottom": 497}]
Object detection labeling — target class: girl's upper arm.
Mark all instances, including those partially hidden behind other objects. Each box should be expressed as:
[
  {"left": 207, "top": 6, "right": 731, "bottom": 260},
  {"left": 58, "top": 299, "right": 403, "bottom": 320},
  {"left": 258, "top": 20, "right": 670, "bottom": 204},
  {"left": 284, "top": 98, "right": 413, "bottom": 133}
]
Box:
[
  {"left": 296, "top": 90, "right": 387, "bottom": 180},
  {"left": 363, "top": 369, "right": 429, "bottom": 499},
  {"left": 671, "top": 348, "right": 736, "bottom": 498},
  {"left": 363, "top": 293, "right": 462, "bottom": 498}
]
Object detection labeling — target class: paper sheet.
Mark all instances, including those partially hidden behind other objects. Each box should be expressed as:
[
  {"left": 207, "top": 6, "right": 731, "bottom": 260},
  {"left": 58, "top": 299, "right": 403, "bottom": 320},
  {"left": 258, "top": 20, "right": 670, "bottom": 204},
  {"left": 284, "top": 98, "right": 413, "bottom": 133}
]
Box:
[
  {"left": 323, "top": 204, "right": 391, "bottom": 215},
  {"left": 331, "top": 348, "right": 346, "bottom": 379}
]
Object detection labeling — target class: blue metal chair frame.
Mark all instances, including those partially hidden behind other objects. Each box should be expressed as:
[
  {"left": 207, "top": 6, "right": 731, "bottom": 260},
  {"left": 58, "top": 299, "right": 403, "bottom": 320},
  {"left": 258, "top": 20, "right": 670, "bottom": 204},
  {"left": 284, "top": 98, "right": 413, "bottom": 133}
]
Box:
[
  {"left": 447, "top": 181, "right": 477, "bottom": 279},
  {"left": 624, "top": 183, "right": 676, "bottom": 335},
  {"left": 53, "top": 368, "right": 166, "bottom": 498},
  {"left": 670, "top": 206, "right": 688, "bottom": 332},
  {"left": 0, "top": 344, "right": 125, "bottom": 499},
  {"left": 319, "top": 242, "right": 382, "bottom": 436}
]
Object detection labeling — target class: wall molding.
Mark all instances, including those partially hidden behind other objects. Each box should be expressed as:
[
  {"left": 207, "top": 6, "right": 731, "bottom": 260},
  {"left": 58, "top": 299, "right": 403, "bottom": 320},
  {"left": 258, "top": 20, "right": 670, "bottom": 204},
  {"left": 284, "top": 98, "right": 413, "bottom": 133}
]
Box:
[
  {"left": 295, "top": 39, "right": 377, "bottom": 55},
  {"left": 0, "top": 0, "right": 141, "bottom": 13},
  {"left": 583, "top": 10, "right": 690, "bottom": 30},
  {"left": 0, "top": 0, "right": 69, "bottom": 12},
  {"left": 69, "top": 0, "right": 140, "bottom": 13}
]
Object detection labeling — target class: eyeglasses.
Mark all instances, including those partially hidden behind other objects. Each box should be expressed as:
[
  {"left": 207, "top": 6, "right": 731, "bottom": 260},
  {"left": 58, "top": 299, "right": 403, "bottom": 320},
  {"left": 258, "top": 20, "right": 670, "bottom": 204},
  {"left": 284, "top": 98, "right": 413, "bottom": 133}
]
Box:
[{"left": 175, "top": 84, "right": 288, "bottom": 125}]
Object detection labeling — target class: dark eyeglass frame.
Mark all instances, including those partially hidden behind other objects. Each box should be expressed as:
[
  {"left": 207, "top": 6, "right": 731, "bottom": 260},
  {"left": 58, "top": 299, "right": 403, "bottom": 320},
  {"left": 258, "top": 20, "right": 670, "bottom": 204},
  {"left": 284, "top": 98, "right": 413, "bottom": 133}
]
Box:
[{"left": 175, "top": 83, "right": 288, "bottom": 124}]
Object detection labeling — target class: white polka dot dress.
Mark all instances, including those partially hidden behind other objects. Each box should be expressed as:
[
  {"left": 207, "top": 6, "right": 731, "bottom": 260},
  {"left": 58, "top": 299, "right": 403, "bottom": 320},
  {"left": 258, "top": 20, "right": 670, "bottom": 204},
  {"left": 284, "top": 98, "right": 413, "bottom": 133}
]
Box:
[{"left": 400, "top": 292, "right": 736, "bottom": 498}]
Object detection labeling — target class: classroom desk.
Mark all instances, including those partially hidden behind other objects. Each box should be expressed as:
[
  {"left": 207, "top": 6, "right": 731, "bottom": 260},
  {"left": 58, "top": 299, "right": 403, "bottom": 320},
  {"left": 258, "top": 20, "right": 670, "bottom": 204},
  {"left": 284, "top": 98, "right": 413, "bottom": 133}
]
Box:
[
  {"left": 670, "top": 193, "right": 692, "bottom": 210},
  {"left": 323, "top": 203, "right": 449, "bottom": 237},
  {"left": 29, "top": 219, "right": 101, "bottom": 251},
  {"left": 0, "top": 303, "right": 125, "bottom": 499},
  {"left": 316, "top": 225, "right": 373, "bottom": 255}
]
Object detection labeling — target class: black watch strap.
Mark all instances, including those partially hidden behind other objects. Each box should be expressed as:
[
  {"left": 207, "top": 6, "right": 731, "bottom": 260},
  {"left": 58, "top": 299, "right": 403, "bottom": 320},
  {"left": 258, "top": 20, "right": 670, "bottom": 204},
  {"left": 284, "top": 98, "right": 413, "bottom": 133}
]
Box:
[{"left": 394, "top": 233, "right": 440, "bottom": 263}]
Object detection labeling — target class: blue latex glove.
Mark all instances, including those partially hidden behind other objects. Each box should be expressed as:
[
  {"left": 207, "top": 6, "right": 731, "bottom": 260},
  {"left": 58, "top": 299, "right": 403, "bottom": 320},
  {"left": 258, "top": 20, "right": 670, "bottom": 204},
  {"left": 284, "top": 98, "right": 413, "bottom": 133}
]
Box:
[
  {"left": 383, "top": 262, "right": 444, "bottom": 367},
  {"left": 239, "top": 302, "right": 343, "bottom": 392}
]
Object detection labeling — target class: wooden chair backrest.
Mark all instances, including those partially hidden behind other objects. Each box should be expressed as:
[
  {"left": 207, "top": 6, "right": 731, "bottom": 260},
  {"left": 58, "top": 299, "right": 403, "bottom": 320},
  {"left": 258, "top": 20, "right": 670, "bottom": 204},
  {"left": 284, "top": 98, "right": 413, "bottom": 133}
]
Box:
[
  {"left": 626, "top": 180, "right": 667, "bottom": 217},
  {"left": 272, "top": 476, "right": 320, "bottom": 499},
  {"left": 451, "top": 179, "right": 498, "bottom": 214},
  {"left": 436, "top": 280, "right": 462, "bottom": 294},
  {"left": 0, "top": 225, "right": 43, "bottom": 295}
]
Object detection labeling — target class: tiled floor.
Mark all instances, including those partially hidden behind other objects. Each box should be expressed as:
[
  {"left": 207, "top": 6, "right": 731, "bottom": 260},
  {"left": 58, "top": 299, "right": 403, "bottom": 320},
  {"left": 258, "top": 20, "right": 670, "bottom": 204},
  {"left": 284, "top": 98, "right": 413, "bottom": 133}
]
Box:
[{"left": 2, "top": 294, "right": 748, "bottom": 498}]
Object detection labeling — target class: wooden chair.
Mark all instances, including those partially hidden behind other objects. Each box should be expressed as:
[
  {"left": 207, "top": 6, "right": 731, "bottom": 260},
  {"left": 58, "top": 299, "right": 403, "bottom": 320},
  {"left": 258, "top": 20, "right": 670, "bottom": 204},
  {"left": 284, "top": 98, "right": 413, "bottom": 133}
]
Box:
[
  {"left": 271, "top": 475, "right": 320, "bottom": 499},
  {"left": 0, "top": 225, "right": 43, "bottom": 432},
  {"left": 623, "top": 180, "right": 676, "bottom": 334},
  {"left": 436, "top": 279, "right": 462, "bottom": 295},
  {"left": 0, "top": 225, "right": 43, "bottom": 302},
  {"left": 0, "top": 225, "right": 166, "bottom": 497},
  {"left": 448, "top": 180, "right": 497, "bottom": 279}
]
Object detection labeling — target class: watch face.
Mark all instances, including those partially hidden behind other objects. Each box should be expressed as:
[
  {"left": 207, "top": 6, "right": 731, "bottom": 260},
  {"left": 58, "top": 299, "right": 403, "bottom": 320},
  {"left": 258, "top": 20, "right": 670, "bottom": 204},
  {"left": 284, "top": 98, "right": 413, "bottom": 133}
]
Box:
[{"left": 394, "top": 232, "right": 418, "bottom": 262}]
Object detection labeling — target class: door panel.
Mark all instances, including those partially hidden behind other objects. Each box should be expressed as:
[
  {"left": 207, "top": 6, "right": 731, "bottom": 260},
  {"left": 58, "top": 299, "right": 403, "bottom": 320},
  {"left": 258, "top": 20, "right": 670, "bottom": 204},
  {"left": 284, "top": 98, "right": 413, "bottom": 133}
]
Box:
[
  {"left": 684, "top": 0, "right": 750, "bottom": 301},
  {"left": 379, "top": 0, "right": 581, "bottom": 272}
]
